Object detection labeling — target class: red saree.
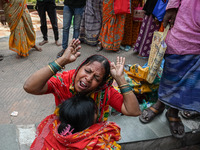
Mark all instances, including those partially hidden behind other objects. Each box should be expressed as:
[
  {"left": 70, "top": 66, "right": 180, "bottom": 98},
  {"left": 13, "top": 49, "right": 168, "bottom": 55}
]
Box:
[{"left": 30, "top": 114, "right": 121, "bottom": 150}]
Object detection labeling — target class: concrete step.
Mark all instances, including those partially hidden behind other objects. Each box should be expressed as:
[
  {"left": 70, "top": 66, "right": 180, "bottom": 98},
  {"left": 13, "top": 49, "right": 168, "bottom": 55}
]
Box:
[
  {"left": 108, "top": 111, "right": 200, "bottom": 150},
  {"left": 0, "top": 113, "right": 200, "bottom": 150}
]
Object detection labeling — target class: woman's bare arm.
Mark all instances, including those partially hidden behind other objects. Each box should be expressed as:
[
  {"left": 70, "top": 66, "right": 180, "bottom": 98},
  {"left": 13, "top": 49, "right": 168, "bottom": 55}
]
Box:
[
  {"left": 110, "top": 57, "right": 141, "bottom": 116},
  {"left": 23, "top": 39, "right": 81, "bottom": 95}
]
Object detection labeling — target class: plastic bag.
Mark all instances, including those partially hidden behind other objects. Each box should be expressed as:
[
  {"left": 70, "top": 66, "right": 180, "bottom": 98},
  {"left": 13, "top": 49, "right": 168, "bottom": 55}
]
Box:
[
  {"left": 152, "top": 0, "right": 168, "bottom": 21},
  {"left": 114, "top": 0, "right": 131, "bottom": 14}
]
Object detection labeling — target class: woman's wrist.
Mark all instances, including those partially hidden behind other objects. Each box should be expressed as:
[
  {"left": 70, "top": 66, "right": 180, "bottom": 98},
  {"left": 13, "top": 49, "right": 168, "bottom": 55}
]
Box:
[
  {"left": 115, "top": 76, "right": 127, "bottom": 86},
  {"left": 56, "top": 57, "right": 69, "bottom": 68}
]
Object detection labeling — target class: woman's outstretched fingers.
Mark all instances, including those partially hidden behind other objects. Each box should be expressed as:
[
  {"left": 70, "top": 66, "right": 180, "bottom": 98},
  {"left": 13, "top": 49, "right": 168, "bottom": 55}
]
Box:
[{"left": 117, "top": 56, "right": 125, "bottom": 65}]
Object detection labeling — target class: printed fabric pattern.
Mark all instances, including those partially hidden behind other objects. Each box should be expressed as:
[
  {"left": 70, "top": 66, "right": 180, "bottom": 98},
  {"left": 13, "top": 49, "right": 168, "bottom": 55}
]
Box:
[{"left": 30, "top": 114, "right": 121, "bottom": 150}]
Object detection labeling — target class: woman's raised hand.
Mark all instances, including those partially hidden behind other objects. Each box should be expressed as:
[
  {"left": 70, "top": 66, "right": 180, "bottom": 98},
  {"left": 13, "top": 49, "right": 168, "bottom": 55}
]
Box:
[
  {"left": 61, "top": 39, "right": 81, "bottom": 64},
  {"left": 110, "top": 56, "right": 125, "bottom": 81}
]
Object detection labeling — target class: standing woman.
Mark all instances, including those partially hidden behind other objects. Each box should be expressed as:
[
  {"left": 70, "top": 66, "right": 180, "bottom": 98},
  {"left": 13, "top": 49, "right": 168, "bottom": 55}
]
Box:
[
  {"left": 24, "top": 39, "right": 141, "bottom": 123},
  {"left": 133, "top": 0, "right": 161, "bottom": 58},
  {"left": 0, "top": 0, "right": 42, "bottom": 58},
  {"left": 97, "top": 0, "right": 126, "bottom": 52},
  {"left": 120, "top": 0, "right": 144, "bottom": 52},
  {"left": 79, "top": 0, "right": 103, "bottom": 46}
]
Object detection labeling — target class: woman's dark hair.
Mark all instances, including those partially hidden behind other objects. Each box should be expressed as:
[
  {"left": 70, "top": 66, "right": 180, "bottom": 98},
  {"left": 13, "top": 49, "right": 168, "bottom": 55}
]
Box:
[
  {"left": 58, "top": 95, "right": 96, "bottom": 134},
  {"left": 79, "top": 54, "right": 110, "bottom": 84}
]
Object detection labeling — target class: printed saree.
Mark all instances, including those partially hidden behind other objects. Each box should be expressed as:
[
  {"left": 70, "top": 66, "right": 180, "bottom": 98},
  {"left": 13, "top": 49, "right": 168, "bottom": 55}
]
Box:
[
  {"left": 3, "top": 0, "right": 36, "bottom": 57},
  {"left": 30, "top": 114, "right": 121, "bottom": 150},
  {"left": 98, "top": 0, "right": 126, "bottom": 51}
]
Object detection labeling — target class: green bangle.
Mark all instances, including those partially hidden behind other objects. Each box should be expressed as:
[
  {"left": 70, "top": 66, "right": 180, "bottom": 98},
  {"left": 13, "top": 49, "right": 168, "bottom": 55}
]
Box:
[
  {"left": 48, "top": 61, "right": 62, "bottom": 74},
  {"left": 49, "top": 63, "right": 58, "bottom": 74},
  {"left": 51, "top": 61, "right": 62, "bottom": 71},
  {"left": 120, "top": 86, "right": 132, "bottom": 94}
]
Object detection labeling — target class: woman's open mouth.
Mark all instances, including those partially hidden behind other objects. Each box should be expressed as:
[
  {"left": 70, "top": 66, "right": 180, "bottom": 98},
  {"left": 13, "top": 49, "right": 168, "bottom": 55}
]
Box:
[{"left": 79, "top": 81, "right": 88, "bottom": 90}]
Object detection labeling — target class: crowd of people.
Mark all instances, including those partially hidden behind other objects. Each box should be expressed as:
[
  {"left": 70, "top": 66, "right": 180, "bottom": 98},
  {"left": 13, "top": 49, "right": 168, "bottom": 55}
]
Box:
[{"left": 0, "top": 0, "right": 200, "bottom": 149}]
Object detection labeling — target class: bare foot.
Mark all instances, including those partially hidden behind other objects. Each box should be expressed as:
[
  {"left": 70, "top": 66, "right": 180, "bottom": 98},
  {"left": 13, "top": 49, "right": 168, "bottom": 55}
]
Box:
[
  {"left": 55, "top": 40, "right": 61, "bottom": 46},
  {"left": 34, "top": 45, "right": 42, "bottom": 52},
  {"left": 39, "top": 40, "right": 48, "bottom": 46}
]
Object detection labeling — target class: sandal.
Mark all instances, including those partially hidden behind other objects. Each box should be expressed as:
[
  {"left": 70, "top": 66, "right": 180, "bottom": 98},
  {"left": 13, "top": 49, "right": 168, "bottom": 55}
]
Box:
[
  {"left": 137, "top": 55, "right": 148, "bottom": 60},
  {"left": 124, "top": 45, "right": 131, "bottom": 52},
  {"left": 139, "top": 105, "right": 165, "bottom": 124},
  {"left": 96, "top": 42, "right": 103, "bottom": 52},
  {"left": 166, "top": 112, "right": 185, "bottom": 138},
  {"left": 57, "top": 49, "right": 65, "bottom": 58},
  {"left": 120, "top": 45, "right": 125, "bottom": 50},
  {"left": 180, "top": 110, "right": 200, "bottom": 119}
]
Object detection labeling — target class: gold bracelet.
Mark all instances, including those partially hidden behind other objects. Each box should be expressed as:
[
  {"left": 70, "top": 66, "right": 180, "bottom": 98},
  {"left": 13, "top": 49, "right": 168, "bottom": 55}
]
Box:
[
  {"left": 122, "top": 91, "right": 133, "bottom": 95},
  {"left": 55, "top": 60, "right": 65, "bottom": 69},
  {"left": 118, "top": 83, "right": 129, "bottom": 88},
  {"left": 48, "top": 65, "right": 55, "bottom": 75}
]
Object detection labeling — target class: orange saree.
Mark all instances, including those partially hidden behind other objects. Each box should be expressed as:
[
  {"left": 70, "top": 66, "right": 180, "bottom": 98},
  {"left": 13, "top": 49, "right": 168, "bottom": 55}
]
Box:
[
  {"left": 3, "top": 0, "right": 36, "bottom": 57},
  {"left": 98, "top": 0, "right": 126, "bottom": 51}
]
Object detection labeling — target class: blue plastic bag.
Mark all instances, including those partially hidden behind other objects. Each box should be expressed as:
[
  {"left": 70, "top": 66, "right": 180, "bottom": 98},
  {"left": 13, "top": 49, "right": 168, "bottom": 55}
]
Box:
[{"left": 152, "top": 0, "right": 168, "bottom": 21}]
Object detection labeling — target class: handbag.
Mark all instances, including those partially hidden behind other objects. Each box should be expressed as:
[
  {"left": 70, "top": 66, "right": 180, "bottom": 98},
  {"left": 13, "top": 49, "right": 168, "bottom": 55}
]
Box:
[
  {"left": 114, "top": 0, "right": 131, "bottom": 14},
  {"left": 146, "top": 25, "right": 170, "bottom": 84},
  {"left": 133, "top": 4, "right": 145, "bottom": 22},
  {"left": 152, "top": 0, "right": 168, "bottom": 21}
]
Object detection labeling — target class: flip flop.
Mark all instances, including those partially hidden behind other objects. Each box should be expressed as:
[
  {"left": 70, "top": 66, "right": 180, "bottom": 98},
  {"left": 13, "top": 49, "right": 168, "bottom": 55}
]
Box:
[
  {"left": 57, "top": 49, "right": 65, "bottom": 58},
  {"left": 137, "top": 55, "right": 148, "bottom": 60},
  {"left": 166, "top": 112, "right": 185, "bottom": 139},
  {"left": 180, "top": 110, "right": 200, "bottom": 119},
  {"left": 139, "top": 105, "right": 165, "bottom": 124},
  {"left": 96, "top": 42, "right": 103, "bottom": 52},
  {"left": 124, "top": 46, "right": 131, "bottom": 52},
  {"left": 120, "top": 45, "right": 125, "bottom": 50}
]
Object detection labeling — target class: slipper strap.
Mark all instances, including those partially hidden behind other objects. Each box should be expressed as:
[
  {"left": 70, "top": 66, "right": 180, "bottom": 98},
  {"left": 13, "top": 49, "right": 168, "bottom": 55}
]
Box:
[
  {"left": 167, "top": 116, "right": 181, "bottom": 122},
  {"left": 149, "top": 106, "right": 159, "bottom": 114}
]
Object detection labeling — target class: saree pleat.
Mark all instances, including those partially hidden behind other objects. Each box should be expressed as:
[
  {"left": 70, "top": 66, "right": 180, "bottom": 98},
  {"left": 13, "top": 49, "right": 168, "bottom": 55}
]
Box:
[
  {"left": 3, "top": 0, "right": 36, "bottom": 57},
  {"left": 98, "top": 0, "right": 126, "bottom": 51}
]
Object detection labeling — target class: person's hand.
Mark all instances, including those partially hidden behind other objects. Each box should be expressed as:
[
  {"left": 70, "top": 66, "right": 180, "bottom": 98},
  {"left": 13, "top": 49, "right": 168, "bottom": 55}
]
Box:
[
  {"left": 163, "top": 8, "right": 178, "bottom": 29},
  {"left": 110, "top": 56, "right": 125, "bottom": 80},
  {"left": 61, "top": 39, "right": 81, "bottom": 64}
]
